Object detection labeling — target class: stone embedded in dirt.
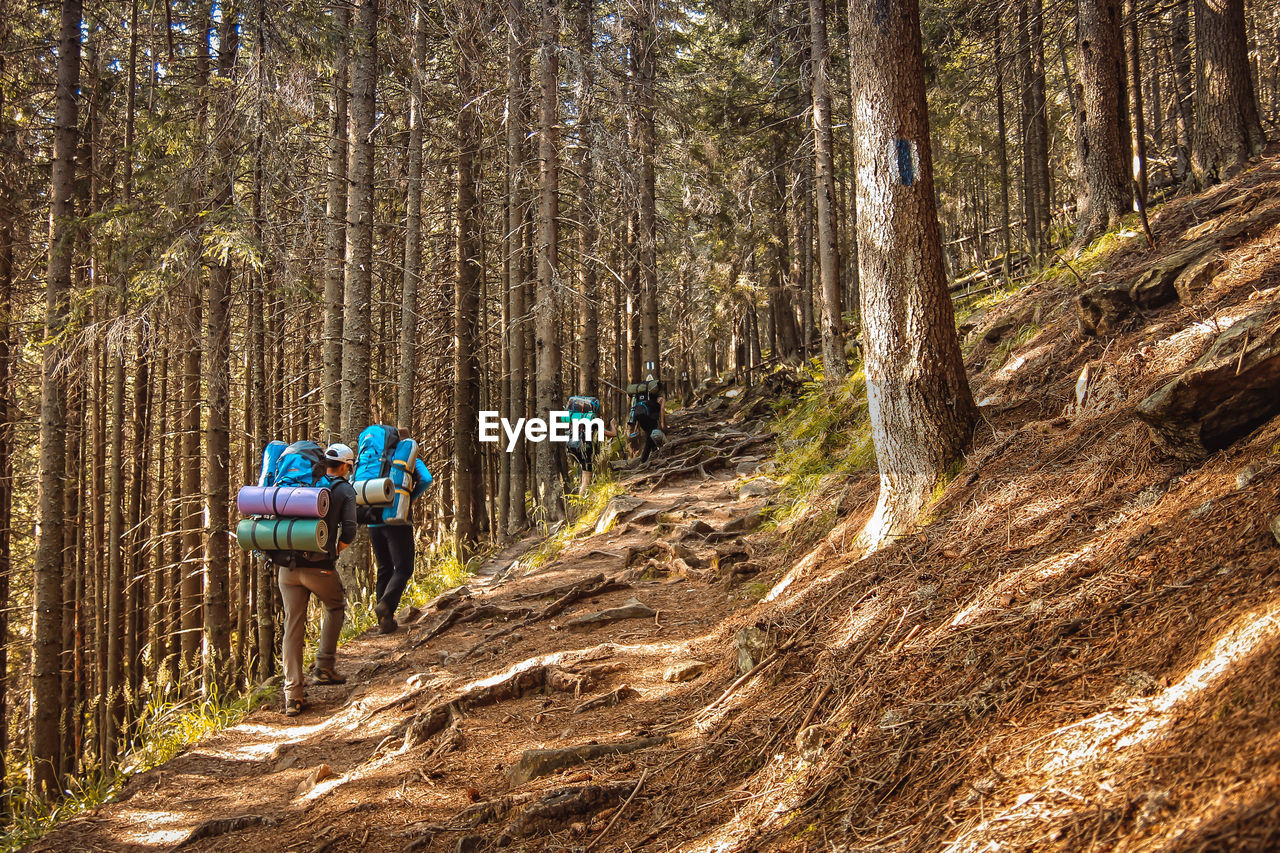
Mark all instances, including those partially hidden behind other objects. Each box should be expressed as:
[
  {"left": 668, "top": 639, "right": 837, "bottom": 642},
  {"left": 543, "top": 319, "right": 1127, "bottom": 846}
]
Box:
[
  {"left": 397, "top": 605, "right": 422, "bottom": 624},
  {"left": 574, "top": 684, "right": 639, "bottom": 714},
  {"left": 663, "top": 660, "right": 709, "bottom": 682},
  {"left": 1136, "top": 308, "right": 1280, "bottom": 461},
  {"left": 735, "top": 626, "right": 775, "bottom": 675},
  {"left": 738, "top": 479, "right": 777, "bottom": 501},
  {"left": 631, "top": 506, "right": 671, "bottom": 525},
  {"left": 1174, "top": 254, "right": 1224, "bottom": 302},
  {"left": 429, "top": 586, "right": 472, "bottom": 613},
  {"left": 295, "top": 763, "right": 338, "bottom": 796},
  {"left": 562, "top": 598, "right": 656, "bottom": 630},
  {"left": 506, "top": 737, "right": 665, "bottom": 785},
  {"left": 595, "top": 495, "right": 647, "bottom": 534},
  {"left": 721, "top": 510, "right": 765, "bottom": 535},
  {"left": 1270, "top": 514, "right": 1280, "bottom": 546},
  {"left": 735, "top": 459, "right": 763, "bottom": 476}
]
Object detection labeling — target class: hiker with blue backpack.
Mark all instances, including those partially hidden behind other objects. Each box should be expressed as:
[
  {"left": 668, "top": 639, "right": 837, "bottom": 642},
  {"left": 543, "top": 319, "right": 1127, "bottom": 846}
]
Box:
[
  {"left": 236, "top": 440, "right": 358, "bottom": 717},
  {"left": 566, "top": 395, "right": 615, "bottom": 492},
  {"left": 627, "top": 375, "right": 667, "bottom": 464},
  {"left": 352, "top": 425, "right": 433, "bottom": 635}
]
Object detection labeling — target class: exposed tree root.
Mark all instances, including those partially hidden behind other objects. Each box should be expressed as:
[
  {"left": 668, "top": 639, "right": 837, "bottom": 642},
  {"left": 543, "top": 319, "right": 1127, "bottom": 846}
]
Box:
[{"left": 174, "top": 814, "right": 278, "bottom": 848}]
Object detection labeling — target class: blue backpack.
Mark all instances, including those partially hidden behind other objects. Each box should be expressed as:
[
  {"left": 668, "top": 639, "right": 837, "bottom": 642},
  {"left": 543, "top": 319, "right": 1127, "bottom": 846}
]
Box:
[
  {"left": 355, "top": 424, "right": 399, "bottom": 482},
  {"left": 268, "top": 440, "right": 334, "bottom": 490},
  {"left": 566, "top": 396, "right": 602, "bottom": 449}
]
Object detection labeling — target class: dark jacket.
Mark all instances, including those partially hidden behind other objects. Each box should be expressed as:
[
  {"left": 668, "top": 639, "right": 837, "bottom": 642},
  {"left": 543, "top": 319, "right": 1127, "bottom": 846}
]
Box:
[{"left": 295, "top": 477, "right": 357, "bottom": 568}]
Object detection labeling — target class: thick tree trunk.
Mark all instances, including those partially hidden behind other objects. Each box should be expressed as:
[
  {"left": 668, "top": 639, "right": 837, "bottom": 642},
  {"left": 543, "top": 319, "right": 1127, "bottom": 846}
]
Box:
[
  {"left": 454, "top": 1, "right": 486, "bottom": 546},
  {"left": 534, "top": 0, "right": 565, "bottom": 520},
  {"left": 576, "top": 0, "right": 599, "bottom": 396},
  {"left": 322, "top": 1, "right": 349, "bottom": 444},
  {"left": 632, "top": 1, "right": 660, "bottom": 380},
  {"left": 31, "top": 0, "right": 81, "bottom": 798},
  {"left": 342, "top": 0, "right": 377, "bottom": 437},
  {"left": 1191, "top": 0, "right": 1266, "bottom": 185},
  {"left": 203, "top": 5, "right": 238, "bottom": 692},
  {"left": 506, "top": 0, "right": 530, "bottom": 533},
  {"left": 809, "top": 0, "right": 845, "bottom": 380},
  {"left": 1074, "top": 0, "right": 1130, "bottom": 239},
  {"left": 849, "top": 0, "right": 976, "bottom": 547},
  {"left": 400, "top": 2, "right": 426, "bottom": 432},
  {"left": 1169, "top": 2, "right": 1193, "bottom": 180}
]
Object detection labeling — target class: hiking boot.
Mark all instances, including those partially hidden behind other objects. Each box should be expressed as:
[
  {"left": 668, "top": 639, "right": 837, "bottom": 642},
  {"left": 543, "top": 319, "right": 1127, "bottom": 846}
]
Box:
[
  {"left": 311, "top": 666, "right": 346, "bottom": 685},
  {"left": 284, "top": 697, "right": 308, "bottom": 717},
  {"left": 374, "top": 601, "right": 399, "bottom": 635}
]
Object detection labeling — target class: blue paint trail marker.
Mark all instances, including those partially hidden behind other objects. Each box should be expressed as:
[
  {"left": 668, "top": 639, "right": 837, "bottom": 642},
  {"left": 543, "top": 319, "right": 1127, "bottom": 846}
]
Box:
[{"left": 892, "top": 137, "right": 919, "bottom": 186}]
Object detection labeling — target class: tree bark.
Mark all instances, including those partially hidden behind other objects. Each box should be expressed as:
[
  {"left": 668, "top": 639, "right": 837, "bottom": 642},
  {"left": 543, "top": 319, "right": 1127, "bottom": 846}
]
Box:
[
  {"left": 994, "top": 12, "right": 1013, "bottom": 277},
  {"left": 342, "top": 0, "right": 377, "bottom": 437},
  {"left": 809, "top": 0, "right": 845, "bottom": 379},
  {"left": 400, "top": 1, "right": 426, "bottom": 431},
  {"left": 632, "top": 0, "right": 660, "bottom": 380},
  {"left": 506, "top": 0, "right": 531, "bottom": 533},
  {"left": 454, "top": 0, "right": 486, "bottom": 546},
  {"left": 1074, "top": 0, "right": 1130, "bottom": 239},
  {"left": 534, "top": 0, "right": 565, "bottom": 520},
  {"left": 1191, "top": 0, "right": 1266, "bottom": 185},
  {"left": 849, "top": 0, "right": 976, "bottom": 547},
  {"left": 576, "top": 0, "right": 600, "bottom": 396},
  {"left": 31, "top": 0, "right": 81, "bottom": 797},
  {"left": 322, "top": 0, "right": 349, "bottom": 444}
]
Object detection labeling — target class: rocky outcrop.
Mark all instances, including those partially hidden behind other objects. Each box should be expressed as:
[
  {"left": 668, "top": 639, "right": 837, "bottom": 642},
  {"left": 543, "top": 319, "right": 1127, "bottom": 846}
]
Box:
[{"left": 1136, "top": 309, "right": 1280, "bottom": 460}]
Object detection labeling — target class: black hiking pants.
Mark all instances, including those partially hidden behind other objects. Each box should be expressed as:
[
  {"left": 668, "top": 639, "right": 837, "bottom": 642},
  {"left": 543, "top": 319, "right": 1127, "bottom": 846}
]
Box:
[
  {"left": 371, "top": 524, "right": 416, "bottom": 614},
  {"left": 635, "top": 412, "right": 660, "bottom": 463}
]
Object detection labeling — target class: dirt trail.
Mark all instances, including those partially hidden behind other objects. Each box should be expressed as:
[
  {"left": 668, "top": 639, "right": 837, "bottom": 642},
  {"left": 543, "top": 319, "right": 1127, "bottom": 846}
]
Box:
[{"left": 32, "top": 405, "right": 780, "bottom": 853}]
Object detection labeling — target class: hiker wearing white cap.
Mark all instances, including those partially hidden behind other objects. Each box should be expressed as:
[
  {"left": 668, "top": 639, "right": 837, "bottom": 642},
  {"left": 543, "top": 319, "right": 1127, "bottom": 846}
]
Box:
[{"left": 277, "top": 442, "right": 358, "bottom": 717}]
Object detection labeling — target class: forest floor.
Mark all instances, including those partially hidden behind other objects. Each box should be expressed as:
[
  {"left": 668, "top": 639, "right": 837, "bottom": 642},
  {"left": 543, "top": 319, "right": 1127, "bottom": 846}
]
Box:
[{"left": 29, "top": 149, "right": 1280, "bottom": 853}]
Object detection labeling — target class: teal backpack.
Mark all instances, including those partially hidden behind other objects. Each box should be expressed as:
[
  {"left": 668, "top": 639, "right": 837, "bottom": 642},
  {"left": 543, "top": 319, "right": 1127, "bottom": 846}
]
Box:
[{"left": 566, "top": 396, "right": 602, "bottom": 449}]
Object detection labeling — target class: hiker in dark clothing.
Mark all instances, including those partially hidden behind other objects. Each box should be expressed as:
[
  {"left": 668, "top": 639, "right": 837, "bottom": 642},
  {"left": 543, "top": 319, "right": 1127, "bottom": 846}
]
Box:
[
  {"left": 567, "top": 408, "right": 617, "bottom": 493},
  {"left": 371, "top": 428, "right": 433, "bottom": 635},
  {"left": 279, "top": 443, "right": 357, "bottom": 717},
  {"left": 629, "top": 376, "right": 666, "bottom": 464}
]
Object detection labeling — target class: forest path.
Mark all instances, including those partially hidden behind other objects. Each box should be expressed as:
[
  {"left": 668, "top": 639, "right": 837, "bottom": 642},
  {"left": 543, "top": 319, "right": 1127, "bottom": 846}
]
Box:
[{"left": 31, "top": 401, "right": 777, "bottom": 853}]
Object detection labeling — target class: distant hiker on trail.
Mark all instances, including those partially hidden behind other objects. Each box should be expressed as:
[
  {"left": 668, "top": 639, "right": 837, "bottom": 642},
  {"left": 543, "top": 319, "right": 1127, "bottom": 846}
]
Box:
[
  {"left": 627, "top": 376, "right": 666, "bottom": 464},
  {"left": 565, "top": 394, "right": 616, "bottom": 492},
  {"left": 277, "top": 443, "right": 357, "bottom": 717},
  {"left": 354, "top": 425, "right": 433, "bottom": 635}
]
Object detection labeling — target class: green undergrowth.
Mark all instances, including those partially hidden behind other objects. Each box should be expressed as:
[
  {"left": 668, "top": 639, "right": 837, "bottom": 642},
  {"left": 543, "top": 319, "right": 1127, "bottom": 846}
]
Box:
[
  {"left": 758, "top": 369, "right": 875, "bottom": 543},
  {"left": 522, "top": 455, "right": 625, "bottom": 574},
  {"left": 1, "top": 682, "right": 277, "bottom": 852},
  {"left": 336, "top": 537, "right": 478, "bottom": 643}
]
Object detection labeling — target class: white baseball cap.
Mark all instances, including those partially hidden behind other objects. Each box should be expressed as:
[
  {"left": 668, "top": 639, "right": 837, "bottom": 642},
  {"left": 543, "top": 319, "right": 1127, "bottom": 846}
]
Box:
[{"left": 324, "top": 443, "right": 355, "bottom": 464}]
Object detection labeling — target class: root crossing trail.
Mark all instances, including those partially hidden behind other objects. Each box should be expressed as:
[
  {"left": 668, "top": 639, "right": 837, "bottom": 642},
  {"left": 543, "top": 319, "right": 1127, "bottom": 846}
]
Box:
[{"left": 32, "top": 402, "right": 780, "bottom": 853}]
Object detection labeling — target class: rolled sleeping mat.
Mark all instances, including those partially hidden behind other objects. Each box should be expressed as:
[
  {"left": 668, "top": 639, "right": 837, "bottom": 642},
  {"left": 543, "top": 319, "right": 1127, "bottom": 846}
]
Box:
[
  {"left": 383, "top": 439, "right": 419, "bottom": 526},
  {"left": 236, "top": 485, "right": 330, "bottom": 518},
  {"left": 354, "top": 477, "right": 394, "bottom": 507},
  {"left": 235, "top": 518, "right": 328, "bottom": 554}
]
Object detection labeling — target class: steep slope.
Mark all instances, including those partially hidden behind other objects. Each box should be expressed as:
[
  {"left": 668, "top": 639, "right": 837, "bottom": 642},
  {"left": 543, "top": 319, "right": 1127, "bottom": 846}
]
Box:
[{"left": 28, "top": 150, "right": 1280, "bottom": 853}]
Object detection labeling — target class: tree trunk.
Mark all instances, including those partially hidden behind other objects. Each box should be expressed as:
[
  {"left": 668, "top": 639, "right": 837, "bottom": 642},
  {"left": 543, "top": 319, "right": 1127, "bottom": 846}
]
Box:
[
  {"left": 534, "top": 0, "right": 564, "bottom": 520},
  {"left": 576, "top": 0, "right": 599, "bottom": 396},
  {"left": 400, "top": 2, "right": 426, "bottom": 431},
  {"left": 31, "top": 0, "right": 81, "bottom": 798},
  {"left": 1125, "top": 0, "right": 1149, "bottom": 208},
  {"left": 454, "top": 0, "right": 486, "bottom": 547},
  {"left": 203, "top": 3, "right": 238, "bottom": 692},
  {"left": 322, "top": 0, "right": 349, "bottom": 444},
  {"left": 632, "top": 1, "right": 660, "bottom": 380},
  {"left": 1191, "top": 0, "right": 1266, "bottom": 185},
  {"left": 809, "top": 0, "right": 846, "bottom": 379},
  {"left": 341, "top": 0, "right": 377, "bottom": 438},
  {"left": 1074, "top": 0, "right": 1130, "bottom": 239},
  {"left": 849, "top": 0, "right": 976, "bottom": 547},
  {"left": 506, "top": 0, "right": 530, "bottom": 533},
  {"left": 994, "top": 12, "right": 1013, "bottom": 277},
  {"left": 1169, "top": 1, "right": 1193, "bottom": 181}
]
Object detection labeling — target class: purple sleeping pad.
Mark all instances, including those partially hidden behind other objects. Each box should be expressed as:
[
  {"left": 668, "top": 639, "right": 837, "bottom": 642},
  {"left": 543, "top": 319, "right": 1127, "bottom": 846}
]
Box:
[{"left": 237, "top": 485, "right": 330, "bottom": 519}]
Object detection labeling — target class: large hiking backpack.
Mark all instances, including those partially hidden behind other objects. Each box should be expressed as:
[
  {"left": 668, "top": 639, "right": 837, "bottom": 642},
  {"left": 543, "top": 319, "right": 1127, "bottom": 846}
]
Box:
[
  {"left": 237, "top": 440, "right": 337, "bottom": 566},
  {"left": 354, "top": 425, "right": 420, "bottom": 526},
  {"left": 566, "top": 396, "right": 602, "bottom": 449},
  {"left": 626, "top": 380, "right": 661, "bottom": 425}
]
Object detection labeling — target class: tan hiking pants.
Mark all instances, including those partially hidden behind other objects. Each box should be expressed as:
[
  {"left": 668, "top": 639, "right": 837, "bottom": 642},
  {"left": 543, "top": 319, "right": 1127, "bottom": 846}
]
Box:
[{"left": 277, "top": 563, "right": 345, "bottom": 701}]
